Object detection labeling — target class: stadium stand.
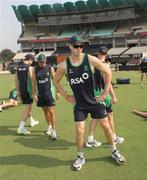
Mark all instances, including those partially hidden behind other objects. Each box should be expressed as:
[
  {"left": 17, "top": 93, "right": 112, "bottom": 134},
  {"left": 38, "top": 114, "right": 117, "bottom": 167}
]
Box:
[
  {"left": 58, "top": 27, "right": 81, "bottom": 38},
  {"left": 90, "top": 24, "right": 117, "bottom": 37},
  {"left": 12, "top": 0, "right": 147, "bottom": 65}
]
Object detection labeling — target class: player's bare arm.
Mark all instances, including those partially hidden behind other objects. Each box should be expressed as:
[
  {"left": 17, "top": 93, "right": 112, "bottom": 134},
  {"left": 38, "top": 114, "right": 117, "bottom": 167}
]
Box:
[
  {"left": 89, "top": 55, "right": 112, "bottom": 91},
  {"left": 15, "top": 71, "right": 20, "bottom": 97},
  {"left": 101, "top": 63, "right": 118, "bottom": 104},
  {"left": 31, "top": 67, "right": 38, "bottom": 102},
  {"left": 88, "top": 55, "right": 112, "bottom": 102},
  {"left": 54, "top": 61, "right": 75, "bottom": 103}
]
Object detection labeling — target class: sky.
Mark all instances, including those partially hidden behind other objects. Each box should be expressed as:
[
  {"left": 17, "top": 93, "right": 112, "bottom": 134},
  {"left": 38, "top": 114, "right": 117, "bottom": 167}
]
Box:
[{"left": 0, "top": 0, "right": 79, "bottom": 53}]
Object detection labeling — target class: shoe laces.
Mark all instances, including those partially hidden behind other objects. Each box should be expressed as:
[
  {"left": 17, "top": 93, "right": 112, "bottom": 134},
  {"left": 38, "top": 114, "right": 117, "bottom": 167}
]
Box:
[
  {"left": 116, "top": 136, "right": 122, "bottom": 140},
  {"left": 93, "top": 139, "right": 98, "bottom": 143},
  {"left": 22, "top": 127, "right": 29, "bottom": 132},
  {"left": 48, "top": 127, "right": 52, "bottom": 131},
  {"left": 115, "top": 136, "right": 124, "bottom": 143},
  {"left": 75, "top": 156, "right": 84, "bottom": 164},
  {"left": 113, "top": 150, "right": 122, "bottom": 159}
]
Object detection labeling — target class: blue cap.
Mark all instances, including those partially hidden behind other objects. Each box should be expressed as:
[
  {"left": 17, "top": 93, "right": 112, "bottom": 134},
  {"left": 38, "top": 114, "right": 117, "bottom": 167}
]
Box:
[
  {"left": 99, "top": 46, "right": 108, "bottom": 54},
  {"left": 69, "top": 34, "right": 83, "bottom": 45}
]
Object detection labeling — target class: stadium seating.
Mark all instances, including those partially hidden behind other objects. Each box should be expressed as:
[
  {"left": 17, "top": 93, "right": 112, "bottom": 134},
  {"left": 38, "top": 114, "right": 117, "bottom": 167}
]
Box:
[
  {"left": 12, "top": 0, "right": 147, "bottom": 62},
  {"left": 90, "top": 24, "right": 117, "bottom": 37},
  {"left": 58, "top": 28, "right": 81, "bottom": 38}
]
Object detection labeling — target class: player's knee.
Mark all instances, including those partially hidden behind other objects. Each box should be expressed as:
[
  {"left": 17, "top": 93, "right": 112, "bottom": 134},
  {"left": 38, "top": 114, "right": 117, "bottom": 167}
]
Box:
[
  {"left": 101, "top": 122, "right": 111, "bottom": 133},
  {"left": 76, "top": 126, "right": 84, "bottom": 135},
  {"left": 49, "top": 110, "right": 55, "bottom": 117}
]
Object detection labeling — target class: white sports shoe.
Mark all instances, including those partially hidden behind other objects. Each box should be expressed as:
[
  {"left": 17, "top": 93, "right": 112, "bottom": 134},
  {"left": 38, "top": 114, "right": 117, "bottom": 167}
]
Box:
[
  {"left": 51, "top": 129, "right": 57, "bottom": 140},
  {"left": 114, "top": 136, "right": 124, "bottom": 144},
  {"left": 30, "top": 120, "right": 39, "bottom": 127},
  {"left": 73, "top": 155, "right": 85, "bottom": 171},
  {"left": 112, "top": 149, "right": 126, "bottom": 164},
  {"left": 0, "top": 105, "right": 2, "bottom": 112},
  {"left": 85, "top": 139, "right": 102, "bottom": 148},
  {"left": 17, "top": 127, "right": 30, "bottom": 135},
  {"left": 46, "top": 127, "right": 52, "bottom": 135}
]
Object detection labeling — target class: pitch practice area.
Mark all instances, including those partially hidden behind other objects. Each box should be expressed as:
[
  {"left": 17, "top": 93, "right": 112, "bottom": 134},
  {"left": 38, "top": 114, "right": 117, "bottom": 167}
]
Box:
[{"left": 0, "top": 71, "right": 147, "bottom": 180}]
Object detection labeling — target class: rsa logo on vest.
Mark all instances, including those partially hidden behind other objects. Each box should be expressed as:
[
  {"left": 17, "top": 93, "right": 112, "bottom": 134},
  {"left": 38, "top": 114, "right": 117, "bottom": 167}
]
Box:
[
  {"left": 70, "top": 73, "right": 89, "bottom": 85},
  {"left": 38, "top": 78, "right": 49, "bottom": 84}
]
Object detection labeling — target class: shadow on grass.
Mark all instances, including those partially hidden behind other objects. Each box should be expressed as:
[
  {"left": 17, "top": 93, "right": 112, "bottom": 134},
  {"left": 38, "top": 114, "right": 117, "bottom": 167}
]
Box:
[
  {"left": 0, "top": 154, "right": 120, "bottom": 169},
  {"left": 14, "top": 137, "right": 75, "bottom": 150},
  {"left": 0, "top": 154, "right": 73, "bottom": 168},
  {"left": 0, "top": 126, "right": 18, "bottom": 136},
  {"left": 0, "top": 126, "right": 53, "bottom": 136},
  {"left": 0, "top": 126, "right": 75, "bottom": 150},
  {"left": 139, "top": 118, "right": 147, "bottom": 122},
  {"left": 87, "top": 156, "right": 122, "bottom": 166},
  {"left": 70, "top": 156, "right": 120, "bottom": 171}
]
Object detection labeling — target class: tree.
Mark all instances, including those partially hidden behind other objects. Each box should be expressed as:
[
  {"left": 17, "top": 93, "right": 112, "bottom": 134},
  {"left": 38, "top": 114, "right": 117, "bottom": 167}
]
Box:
[{"left": 0, "top": 49, "right": 15, "bottom": 62}]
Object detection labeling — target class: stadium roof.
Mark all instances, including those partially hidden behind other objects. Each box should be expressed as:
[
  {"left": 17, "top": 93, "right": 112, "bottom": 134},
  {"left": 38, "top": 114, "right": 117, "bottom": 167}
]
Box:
[
  {"left": 108, "top": 46, "right": 147, "bottom": 56},
  {"left": 107, "top": 47, "right": 128, "bottom": 55},
  {"left": 63, "top": 2, "right": 76, "bottom": 12},
  {"left": 12, "top": 52, "right": 35, "bottom": 60},
  {"left": 124, "top": 46, "right": 147, "bottom": 55},
  {"left": 12, "top": 0, "right": 147, "bottom": 23}
]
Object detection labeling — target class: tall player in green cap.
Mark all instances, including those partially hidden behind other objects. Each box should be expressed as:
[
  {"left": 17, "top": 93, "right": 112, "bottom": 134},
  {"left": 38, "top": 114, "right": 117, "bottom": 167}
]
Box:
[{"left": 54, "top": 35, "right": 126, "bottom": 171}]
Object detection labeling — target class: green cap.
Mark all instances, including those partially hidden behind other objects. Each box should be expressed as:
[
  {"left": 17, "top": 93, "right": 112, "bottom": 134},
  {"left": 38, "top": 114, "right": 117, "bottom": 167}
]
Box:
[{"left": 38, "top": 54, "right": 46, "bottom": 63}]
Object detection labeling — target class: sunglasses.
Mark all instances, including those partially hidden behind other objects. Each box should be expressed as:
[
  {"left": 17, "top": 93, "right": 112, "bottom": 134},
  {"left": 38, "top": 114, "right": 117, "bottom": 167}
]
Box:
[
  {"left": 73, "top": 44, "right": 83, "bottom": 49},
  {"left": 39, "top": 61, "right": 46, "bottom": 64},
  {"left": 99, "top": 51, "right": 107, "bottom": 55}
]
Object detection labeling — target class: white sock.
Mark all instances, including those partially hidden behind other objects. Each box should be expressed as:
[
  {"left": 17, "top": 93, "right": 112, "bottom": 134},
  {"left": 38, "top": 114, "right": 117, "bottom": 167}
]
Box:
[
  {"left": 111, "top": 145, "right": 117, "bottom": 153},
  {"left": 88, "top": 135, "right": 93, "bottom": 142},
  {"left": 77, "top": 151, "right": 84, "bottom": 158},
  {"left": 48, "top": 125, "right": 52, "bottom": 130},
  {"left": 114, "top": 134, "right": 116, "bottom": 140},
  {"left": 19, "top": 121, "right": 25, "bottom": 129},
  {"left": 30, "top": 117, "right": 35, "bottom": 123}
]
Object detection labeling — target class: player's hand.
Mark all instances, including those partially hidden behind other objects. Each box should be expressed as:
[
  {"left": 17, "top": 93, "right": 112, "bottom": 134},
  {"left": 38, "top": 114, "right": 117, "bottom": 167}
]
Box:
[
  {"left": 95, "top": 91, "right": 108, "bottom": 103},
  {"left": 56, "top": 92, "right": 60, "bottom": 100},
  {"left": 66, "top": 95, "right": 75, "bottom": 104},
  {"left": 33, "top": 94, "right": 38, "bottom": 102},
  {"left": 111, "top": 96, "right": 118, "bottom": 104}
]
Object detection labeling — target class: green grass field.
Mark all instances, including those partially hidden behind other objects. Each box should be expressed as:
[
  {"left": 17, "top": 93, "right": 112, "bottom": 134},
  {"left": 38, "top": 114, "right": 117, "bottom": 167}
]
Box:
[{"left": 0, "top": 71, "right": 147, "bottom": 180}]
